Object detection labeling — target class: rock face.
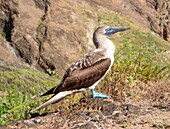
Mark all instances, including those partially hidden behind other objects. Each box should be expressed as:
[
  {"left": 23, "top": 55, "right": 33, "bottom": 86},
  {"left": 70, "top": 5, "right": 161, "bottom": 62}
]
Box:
[
  {"left": 0, "top": 41, "right": 21, "bottom": 63},
  {"left": 0, "top": 0, "right": 169, "bottom": 75}
]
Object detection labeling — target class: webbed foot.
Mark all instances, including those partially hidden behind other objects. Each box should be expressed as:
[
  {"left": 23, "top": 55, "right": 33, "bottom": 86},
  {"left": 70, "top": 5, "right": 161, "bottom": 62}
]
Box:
[{"left": 91, "top": 89, "right": 110, "bottom": 98}]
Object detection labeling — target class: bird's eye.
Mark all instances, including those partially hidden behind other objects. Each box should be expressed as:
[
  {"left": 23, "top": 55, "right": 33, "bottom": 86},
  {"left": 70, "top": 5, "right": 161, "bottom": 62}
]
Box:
[
  {"left": 105, "top": 28, "right": 109, "bottom": 32},
  {"left": 105, "top": 27, "right": 112, "bottom": 32},
  {"left": 105, "top": 27, "right": 113, "bottom": 36}
]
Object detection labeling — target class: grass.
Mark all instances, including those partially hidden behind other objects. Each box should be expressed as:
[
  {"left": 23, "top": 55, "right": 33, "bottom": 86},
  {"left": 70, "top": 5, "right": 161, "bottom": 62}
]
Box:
[
  {"left": 107, "top": 39, "right": 169, "bottom": 99},
  {"left": 153, "top": 123, "right": 170, "bottom": 129},
  {"left": 93, "top": 12, "right": 170, "bottom": 100},
  {"left": 1, "top": 32, "right": 7, "bottom": 41},
  {"left": 0, "top": 10, "right": 170, "bottom": 126},
  {"left": 0, "top": 63, "right": 60, "bottom": 125}
]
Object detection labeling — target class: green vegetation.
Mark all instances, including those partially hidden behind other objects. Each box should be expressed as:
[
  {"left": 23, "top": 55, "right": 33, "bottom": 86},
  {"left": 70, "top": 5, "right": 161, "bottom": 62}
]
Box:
[
  {"left": 46, "top": 68, "right": 56, "bottom": 76},
  {"left": 0, "top": 64, "right": 60, "bottom": 125},
  {"left": 94, "top": 12, "right": 170, "bottom": 100},
  {"left": 153, "top": 123, "right": 170, "bottom": 129},
  {"left": 114, "top": 31, "right": 169, "bottom": 81},
  {"left": 1, "top": 32, "right": 7, "bottom": 40},
  {"left": 0, "top": 11, "right": 170, "bottom": 126}
]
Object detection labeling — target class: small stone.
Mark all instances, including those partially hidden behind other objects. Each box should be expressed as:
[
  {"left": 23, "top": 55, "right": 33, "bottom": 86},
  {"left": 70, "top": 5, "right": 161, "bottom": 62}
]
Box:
[
  {"left": 23, "top": 120, "right": 34, "bottom": 125},
  {"left": 33, "top": 118, "right": 41, "bottom": 124},
  {"left": 113, "top": 111, "right": 122, "bottom": 117}
]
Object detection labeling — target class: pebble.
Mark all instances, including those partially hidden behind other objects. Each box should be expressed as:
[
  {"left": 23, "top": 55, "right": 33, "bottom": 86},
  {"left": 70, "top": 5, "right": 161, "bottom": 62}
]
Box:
[
  {"left": 34, "top": 118, "right": 41, "bottom": 124},
  {"left": 23, "top": 120, "right": 34, "bottom": 125}
]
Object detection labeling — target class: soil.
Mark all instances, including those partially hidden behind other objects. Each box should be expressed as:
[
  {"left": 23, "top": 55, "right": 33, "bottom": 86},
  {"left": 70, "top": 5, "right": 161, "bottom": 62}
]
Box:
[
  {"left": 0, "top": 0, "right": 170, "bottom": 128},
  {"left": 3, "top": 97, "right": 170, "bottom": 129}
]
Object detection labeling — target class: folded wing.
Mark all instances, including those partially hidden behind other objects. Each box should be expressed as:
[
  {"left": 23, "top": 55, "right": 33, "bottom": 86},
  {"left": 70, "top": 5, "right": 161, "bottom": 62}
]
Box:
[{"left": 42, "top": 50, "right": 111, "bottom": 96}]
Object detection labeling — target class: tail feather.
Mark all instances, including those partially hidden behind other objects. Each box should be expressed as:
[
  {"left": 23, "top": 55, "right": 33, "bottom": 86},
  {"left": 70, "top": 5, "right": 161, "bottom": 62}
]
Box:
[
  {"left": 31, "top": 90, "right": 77, "bottom": 113},
  {"left": 41, "top": 87, "right": 56, "bottom": 96},
  {"left": 41, "top": 83, "right": 62, "bottom": 96}
]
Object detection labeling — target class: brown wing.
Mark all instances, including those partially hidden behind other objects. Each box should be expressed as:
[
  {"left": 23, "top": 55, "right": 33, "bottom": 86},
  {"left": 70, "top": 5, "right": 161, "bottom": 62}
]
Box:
[
  {"left": 41, "top": 50, "right": 110, "bottom": 96},
  {"left": 53, "top": 58, "right": 111, "bottom": 93},
  {"left": 60, "top": 50, "right": 106, "bottom": 84}
]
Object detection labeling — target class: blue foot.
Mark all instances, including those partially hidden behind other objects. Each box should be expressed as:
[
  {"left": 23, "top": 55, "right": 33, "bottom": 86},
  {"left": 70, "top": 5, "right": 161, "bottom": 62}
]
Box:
[{"left": 91, "top": 89, "right": 110, "bottom": 98}]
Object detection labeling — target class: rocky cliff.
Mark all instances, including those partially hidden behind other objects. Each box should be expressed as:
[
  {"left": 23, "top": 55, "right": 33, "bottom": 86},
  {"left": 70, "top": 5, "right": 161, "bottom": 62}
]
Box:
[
  {"left": 0, "top": 0, "right": 169, "bottom": 75},
  {"left": 0, "top": 0, "right": 170, "bottom": 128}
]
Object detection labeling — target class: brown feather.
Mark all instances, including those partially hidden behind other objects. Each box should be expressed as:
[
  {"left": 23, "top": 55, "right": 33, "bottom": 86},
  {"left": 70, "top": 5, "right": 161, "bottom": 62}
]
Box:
[
  {"left": 53, "top": 58, "right": 111, "bottom": 94},
  {"left": 41, "top": 50, "right": 111, "bottom": 96}
]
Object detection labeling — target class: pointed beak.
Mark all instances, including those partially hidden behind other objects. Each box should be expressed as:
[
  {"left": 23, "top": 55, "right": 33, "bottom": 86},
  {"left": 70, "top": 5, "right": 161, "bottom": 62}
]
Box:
[{"left": 105, "top": 26, "right": 130, "bottom": 36}]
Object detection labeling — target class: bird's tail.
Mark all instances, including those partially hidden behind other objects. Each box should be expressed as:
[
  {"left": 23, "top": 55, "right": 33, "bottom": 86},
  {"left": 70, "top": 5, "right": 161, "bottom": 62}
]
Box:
[
  {"left": 30, "top": 91, "right": 73, "bottom": 113},
  {"left": 41, "top": 84, "right": 62, "bottom": 96},
  {"left": 41, "top": 87, "right": 56, "bottom": 96}
]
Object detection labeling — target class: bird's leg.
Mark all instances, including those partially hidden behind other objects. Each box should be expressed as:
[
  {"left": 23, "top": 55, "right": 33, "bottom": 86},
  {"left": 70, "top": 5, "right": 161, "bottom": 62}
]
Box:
[{"left": 91, "top": 89, "right": 110, "bottom": 98}]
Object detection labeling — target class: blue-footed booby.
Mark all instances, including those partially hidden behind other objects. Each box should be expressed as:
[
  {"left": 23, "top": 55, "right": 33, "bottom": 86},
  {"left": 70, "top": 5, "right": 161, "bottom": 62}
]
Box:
[{"left": 31, "top": 26, "right": 130, "bottom": 113}]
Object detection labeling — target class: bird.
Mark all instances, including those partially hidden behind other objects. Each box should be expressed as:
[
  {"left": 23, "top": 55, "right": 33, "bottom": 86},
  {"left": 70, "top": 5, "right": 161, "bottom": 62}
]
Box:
[{"left": 31, "top": 26, "right": 130, "bottom": 113}]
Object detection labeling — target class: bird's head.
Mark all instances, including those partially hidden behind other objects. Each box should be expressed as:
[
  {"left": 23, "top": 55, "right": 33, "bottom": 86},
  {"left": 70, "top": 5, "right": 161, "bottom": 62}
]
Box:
[
  {"left": 93, "top": 26, "right": 130, "bottom": 49},
  {"left": 94, "top": 26, "right": 130, "bottom": 37}
]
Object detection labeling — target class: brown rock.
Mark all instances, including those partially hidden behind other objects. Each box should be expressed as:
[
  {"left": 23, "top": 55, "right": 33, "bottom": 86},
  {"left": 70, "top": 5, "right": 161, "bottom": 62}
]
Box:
[{"left": 0, "top": 0, "right": 169, "bottom": 75}]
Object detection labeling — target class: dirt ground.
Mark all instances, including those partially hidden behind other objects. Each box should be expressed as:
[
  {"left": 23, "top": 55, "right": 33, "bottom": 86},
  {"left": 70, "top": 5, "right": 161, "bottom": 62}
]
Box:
[{"left": 3, "top": 96, "right": 170, "bottom": 129}]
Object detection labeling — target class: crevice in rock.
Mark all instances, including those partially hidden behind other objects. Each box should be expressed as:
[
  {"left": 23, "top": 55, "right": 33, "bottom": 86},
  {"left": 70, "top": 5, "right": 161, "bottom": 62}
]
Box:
[
  {"left": 38, "top": 56, "right": 56, "bottom": 75},
  {"left": 34, "top": 0, "right": 50, "bottom": 21},
  {"left": 163, "top": 24, "right": 168, "bottom": 41},
  {"left": 155, "top": 0, "right": 158, "bottom": 11},
  {"left": 1, "top": 0, "right": 18, "bottom": 42},
  {"left": 158, "top": 1, "right": 169, "bottom": 41},
  {"left": 147, "top": 0, "right": 169, "bottom": 42},
  {"left": 34, "top": 0, "right": 50, "bottom": 11},
  {"left": 154, "top": 0, "right": 158, "bottom": 11},
  {"left": 3, "top": 12, "right": 14, "bottom": 42},
  {"left": 34, "top": 0, "right": 55, "bottom": 73},
  {"left": 35, "top": 23, "right": 49, "bottom": 70},
  {"left": 41, "top": 0, "right": 49, "bottom": 21}
]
